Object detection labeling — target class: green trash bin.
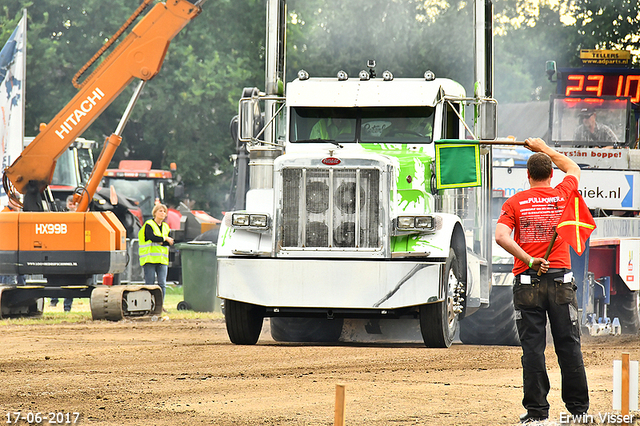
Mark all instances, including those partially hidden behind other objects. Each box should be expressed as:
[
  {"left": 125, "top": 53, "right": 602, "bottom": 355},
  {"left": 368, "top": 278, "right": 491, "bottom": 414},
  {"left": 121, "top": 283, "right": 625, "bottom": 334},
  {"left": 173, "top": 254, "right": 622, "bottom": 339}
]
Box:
[{"left": 175, "top": 242, "right": 220, "bottom": 313}]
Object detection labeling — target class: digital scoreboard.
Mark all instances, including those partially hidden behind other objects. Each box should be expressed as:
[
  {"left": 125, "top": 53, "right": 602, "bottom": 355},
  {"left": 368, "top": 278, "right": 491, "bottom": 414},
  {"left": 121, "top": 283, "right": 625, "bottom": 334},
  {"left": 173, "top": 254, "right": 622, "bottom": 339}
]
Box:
[{"left": 558, "top": 68, "right": 640, "bottom": 102}]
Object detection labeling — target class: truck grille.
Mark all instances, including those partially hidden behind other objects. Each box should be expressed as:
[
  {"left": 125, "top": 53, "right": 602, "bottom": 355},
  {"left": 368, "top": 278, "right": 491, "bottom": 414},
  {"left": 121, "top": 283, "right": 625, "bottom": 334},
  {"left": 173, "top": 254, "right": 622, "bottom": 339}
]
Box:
[{"left": 282, "top": 167, "right": 380, "bottom": 249}]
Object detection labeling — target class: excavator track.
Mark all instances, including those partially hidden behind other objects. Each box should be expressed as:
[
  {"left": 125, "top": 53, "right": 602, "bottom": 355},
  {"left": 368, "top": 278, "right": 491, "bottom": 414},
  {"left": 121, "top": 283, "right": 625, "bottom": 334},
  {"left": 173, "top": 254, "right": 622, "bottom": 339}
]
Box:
[
  {"left": 0, "top": 285, "right": 45, "bottom": 318},
  {"left": 90, "top": 285, "right": 163, "bottom": 321}
]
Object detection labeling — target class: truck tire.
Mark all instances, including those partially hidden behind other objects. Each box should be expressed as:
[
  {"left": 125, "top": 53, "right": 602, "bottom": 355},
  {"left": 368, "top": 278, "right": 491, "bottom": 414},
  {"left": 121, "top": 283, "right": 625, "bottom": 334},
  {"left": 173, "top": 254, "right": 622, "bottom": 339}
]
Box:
[
  {"left": 225, "top": 299, "right": 265, "bottom": 345},
  {"left": 609, "top": 287, "right": 640, "bottom": 335},
  {"left": 459, "top": 284, "right": 521, "bottom": 346},
  {"left": 419, "top": 249, "right": 460, "bottom": 348},
  {"left": 270, "top": 317, "right": 344, "bottom": 343}
]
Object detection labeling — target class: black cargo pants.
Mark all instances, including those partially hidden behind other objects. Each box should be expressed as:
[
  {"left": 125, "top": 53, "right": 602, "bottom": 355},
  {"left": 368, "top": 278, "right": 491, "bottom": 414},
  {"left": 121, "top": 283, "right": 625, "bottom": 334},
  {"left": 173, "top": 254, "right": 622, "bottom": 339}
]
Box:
[{"left": 513, "top": 268, "right": 589, "bottom": 418}]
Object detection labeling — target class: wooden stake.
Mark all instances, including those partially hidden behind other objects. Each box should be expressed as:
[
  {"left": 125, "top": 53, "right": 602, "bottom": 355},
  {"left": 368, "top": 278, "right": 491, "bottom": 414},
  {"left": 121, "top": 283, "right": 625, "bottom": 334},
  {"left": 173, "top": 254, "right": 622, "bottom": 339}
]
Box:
[
  {"left": 623, "top": 353, "right": 630, "bottom": 425},
  {"left": 334, "top": 384, "right": 346, "bottom": 426}
]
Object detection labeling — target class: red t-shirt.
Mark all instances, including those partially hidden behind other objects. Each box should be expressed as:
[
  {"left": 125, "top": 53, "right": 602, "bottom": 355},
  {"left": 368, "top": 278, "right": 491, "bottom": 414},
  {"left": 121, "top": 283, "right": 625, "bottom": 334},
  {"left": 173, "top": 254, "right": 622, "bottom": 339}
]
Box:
[{"left": 497, "top": 175, "right": 579, "bottom": 275}]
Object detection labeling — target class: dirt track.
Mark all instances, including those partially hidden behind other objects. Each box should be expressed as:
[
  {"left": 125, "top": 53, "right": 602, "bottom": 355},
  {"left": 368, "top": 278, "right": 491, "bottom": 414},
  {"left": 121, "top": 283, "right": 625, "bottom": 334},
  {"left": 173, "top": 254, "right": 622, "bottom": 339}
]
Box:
[{"left": 0, "top": 317, "right": 639, "bottom": 426}]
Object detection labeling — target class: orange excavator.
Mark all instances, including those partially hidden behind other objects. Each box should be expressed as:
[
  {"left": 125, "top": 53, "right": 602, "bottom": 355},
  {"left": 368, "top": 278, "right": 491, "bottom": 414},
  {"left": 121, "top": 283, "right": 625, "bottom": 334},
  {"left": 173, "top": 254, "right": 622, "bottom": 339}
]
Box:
[{"left": 0, "top": 0, "right": 203, "bottom": 319}]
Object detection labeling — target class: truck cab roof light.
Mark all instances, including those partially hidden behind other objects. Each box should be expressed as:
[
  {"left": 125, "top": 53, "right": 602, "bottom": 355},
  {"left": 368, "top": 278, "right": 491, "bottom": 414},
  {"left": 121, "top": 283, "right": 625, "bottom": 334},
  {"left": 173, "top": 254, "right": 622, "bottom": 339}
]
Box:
[
  {"left": 337, "top": 70, "right": 348, "bottom": 81},
  {"left": 382, "top": 70, "right": 394, "bottom": 81},
  {"left": 424, "top": 70, "right": 436, "bottom": 81},
  {"left": 297, "top": 70, "right": 310, "bottom": 81},
  {"left": 359, "top": 70, "right": 370, "bottom": 81}
]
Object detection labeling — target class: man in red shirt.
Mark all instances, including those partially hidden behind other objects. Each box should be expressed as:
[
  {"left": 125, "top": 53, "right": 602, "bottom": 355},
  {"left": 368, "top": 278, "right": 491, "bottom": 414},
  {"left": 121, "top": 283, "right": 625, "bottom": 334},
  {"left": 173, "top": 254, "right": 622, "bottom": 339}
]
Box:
[{"left": 496, "top": 137, "right": 588, "bottom": 423}]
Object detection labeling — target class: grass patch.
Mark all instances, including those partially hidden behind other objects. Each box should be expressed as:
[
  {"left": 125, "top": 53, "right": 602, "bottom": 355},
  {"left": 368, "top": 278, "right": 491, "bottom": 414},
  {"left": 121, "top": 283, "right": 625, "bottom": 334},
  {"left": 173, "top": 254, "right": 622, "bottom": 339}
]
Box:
[
  {"left": 0, "top": 284, "right": 223, "bottom": 325},
  {"left": 164, "top": 285, "right": 223, "bottom": 320}
]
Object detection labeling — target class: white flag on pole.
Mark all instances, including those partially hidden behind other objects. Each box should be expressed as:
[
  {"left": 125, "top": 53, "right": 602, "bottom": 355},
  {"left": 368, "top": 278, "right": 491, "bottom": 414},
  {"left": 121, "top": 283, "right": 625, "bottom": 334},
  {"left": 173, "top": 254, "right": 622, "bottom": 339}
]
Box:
[{"left": 0, "top": 10, "right": 26, "bottom": 208}]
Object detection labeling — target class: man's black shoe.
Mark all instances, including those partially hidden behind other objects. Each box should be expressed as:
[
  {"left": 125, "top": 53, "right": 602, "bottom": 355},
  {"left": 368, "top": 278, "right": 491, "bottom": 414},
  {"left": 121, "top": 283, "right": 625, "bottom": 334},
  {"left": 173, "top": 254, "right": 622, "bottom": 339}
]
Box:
[{"left": 519, "top": 412, "right": 548, "bottom": 423}]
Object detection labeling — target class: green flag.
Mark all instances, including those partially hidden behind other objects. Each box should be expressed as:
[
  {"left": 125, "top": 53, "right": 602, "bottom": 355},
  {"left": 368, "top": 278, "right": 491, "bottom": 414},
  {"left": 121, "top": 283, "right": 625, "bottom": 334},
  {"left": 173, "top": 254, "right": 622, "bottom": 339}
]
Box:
[{"left": 434, "top": 140, "right": 481, "bottom": 189}]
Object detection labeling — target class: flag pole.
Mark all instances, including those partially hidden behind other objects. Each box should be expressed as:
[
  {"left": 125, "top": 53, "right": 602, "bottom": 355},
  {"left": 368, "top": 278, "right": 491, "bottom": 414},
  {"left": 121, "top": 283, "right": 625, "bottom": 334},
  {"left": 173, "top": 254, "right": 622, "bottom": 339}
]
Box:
[
  {"left": 20, "top": 9, "right": 27, "bottom": 145},
  {"left": 537, "top": 231, "right": 558, "bottom": 276}
]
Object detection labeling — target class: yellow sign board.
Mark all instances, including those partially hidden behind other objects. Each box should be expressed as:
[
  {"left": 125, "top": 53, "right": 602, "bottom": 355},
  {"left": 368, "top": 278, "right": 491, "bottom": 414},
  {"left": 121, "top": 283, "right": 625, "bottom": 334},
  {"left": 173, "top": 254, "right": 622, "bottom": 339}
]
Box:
[{"left": 580, "top": 50, "right": 631, "bottom": 66}]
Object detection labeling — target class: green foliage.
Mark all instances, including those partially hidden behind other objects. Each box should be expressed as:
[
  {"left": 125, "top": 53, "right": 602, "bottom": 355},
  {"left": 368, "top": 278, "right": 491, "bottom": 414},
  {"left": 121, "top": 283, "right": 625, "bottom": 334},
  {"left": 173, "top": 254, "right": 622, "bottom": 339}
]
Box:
[
  {"left": 287, "top": 0, "right": 474, "bottom": 87},
  {"left": 571, "top": 0, "right": 640, "bottom": 53},
  {"left": 2, "top": 0, "right": 265, "bottom": 217},
  {"left": 494, "top": 2, "right": 579, "bottom": 102},
  {"left": 1, "top": 0, "right": 638, "bottom": 217}
]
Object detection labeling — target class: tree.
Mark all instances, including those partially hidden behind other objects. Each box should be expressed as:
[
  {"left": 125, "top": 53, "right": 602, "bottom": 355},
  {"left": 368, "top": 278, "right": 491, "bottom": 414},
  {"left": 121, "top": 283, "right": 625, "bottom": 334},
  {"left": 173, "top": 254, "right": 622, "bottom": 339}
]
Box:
[
  {"left": 128, "top": 0, "right": 266, "bottom": 214},
  {"left": 2, "top": 0, "right": 639, "bottom": 217},
  {"left": 1, "top": 0, "right": 266, "bottom": 217},
  {"left": 287, "top": 0, "right": 474, "bottom": 87},
  {"left": 493, "top": 1, "right": 580, "bottom": 102},
  {"left": 571, "top": 0, "right": 640, "bottom": 57}
]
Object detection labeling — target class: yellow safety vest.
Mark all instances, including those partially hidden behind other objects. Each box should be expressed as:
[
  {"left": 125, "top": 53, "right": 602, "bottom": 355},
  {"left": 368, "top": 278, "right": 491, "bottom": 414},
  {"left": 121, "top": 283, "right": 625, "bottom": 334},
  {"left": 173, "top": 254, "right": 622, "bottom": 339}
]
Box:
[
  {"left": 138, "top": 219, "right": 170, "bottom": 266},
  {"left": 309, "top": 118, "right": 352, "bottom": 140}
]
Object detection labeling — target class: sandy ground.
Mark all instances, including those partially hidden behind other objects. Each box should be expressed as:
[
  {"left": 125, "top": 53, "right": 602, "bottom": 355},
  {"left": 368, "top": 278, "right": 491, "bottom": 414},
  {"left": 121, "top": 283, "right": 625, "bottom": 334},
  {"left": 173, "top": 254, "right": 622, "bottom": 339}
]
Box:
[{"left": 0, "top": 314, "right": 639, "bottom": 426}]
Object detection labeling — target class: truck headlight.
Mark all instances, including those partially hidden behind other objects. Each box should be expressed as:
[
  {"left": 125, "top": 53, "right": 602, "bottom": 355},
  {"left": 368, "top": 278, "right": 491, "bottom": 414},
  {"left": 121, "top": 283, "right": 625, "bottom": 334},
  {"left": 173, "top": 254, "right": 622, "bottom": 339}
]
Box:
[
  {"left": 232, "top": 213, "right": 270, "bottom": 230},
  {"left": 396, "top": 215, "right": 437, "bottom": 232},
  {"left": 415, "top": 216, "right": 433, "bottom": 229},
  {"left": 397, "top": 216, "right": 415, "bottom": 229},
  {"left": 249, "top": 214, "right": 268, "bottom": 227},
  {"left": 232, "top": 213, "right": 250, "bottom": 226}
]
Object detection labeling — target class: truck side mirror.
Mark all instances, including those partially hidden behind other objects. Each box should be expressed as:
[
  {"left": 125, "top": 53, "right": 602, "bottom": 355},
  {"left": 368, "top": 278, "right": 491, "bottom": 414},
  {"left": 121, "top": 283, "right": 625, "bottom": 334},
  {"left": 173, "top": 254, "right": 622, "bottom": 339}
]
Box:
[
  {"left": 479, "top": 101, "right": 497, "bottom": 141},
  {"left": 109, "top": 185, "right": 119, "bottom": 206},
  {"left": 238, "top": 87, "right": 261, "bottom": 143},
  {"left": 174, "top": 182, "right": 185, "bottom": 199},
  {"left": 159, "top": 182, "right": 165, "bottom": 202}
]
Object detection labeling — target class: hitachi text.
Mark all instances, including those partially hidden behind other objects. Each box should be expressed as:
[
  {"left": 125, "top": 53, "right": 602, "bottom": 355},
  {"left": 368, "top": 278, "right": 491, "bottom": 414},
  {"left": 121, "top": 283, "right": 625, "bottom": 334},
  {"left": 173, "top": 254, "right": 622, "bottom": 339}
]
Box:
[{"left": 55, "top": 88, "right": 105, "bottom": 140}]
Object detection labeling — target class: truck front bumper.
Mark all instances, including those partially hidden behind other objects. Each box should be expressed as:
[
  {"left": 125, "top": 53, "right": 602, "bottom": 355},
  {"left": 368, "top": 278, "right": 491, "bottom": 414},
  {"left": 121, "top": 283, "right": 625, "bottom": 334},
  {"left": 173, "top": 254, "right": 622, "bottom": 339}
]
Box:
[{"left": 217, "top": 257, "right": 444, "bottom": 310}]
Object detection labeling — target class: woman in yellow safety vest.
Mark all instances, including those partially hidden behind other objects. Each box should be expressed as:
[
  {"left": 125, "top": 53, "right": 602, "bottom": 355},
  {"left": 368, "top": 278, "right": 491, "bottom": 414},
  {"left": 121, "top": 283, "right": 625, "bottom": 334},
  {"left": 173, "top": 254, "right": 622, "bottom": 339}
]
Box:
[{"left": 138, "top": 203, "right": 174, "bottom": 300}]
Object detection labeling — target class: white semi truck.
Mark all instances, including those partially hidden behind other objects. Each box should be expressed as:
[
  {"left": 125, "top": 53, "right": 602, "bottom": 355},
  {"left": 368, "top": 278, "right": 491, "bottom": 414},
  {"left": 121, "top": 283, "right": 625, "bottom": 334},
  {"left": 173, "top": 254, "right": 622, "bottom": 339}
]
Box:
[{"left": 216, "top": 0, "right": 501, "bottom": 347}]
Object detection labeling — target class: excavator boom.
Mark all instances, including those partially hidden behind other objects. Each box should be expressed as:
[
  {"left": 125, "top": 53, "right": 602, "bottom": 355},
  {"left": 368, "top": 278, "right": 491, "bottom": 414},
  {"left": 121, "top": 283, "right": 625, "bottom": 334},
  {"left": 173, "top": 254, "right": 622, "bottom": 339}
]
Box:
[{"left": 4, "top": 0, "right": 200, "bottom": 199}]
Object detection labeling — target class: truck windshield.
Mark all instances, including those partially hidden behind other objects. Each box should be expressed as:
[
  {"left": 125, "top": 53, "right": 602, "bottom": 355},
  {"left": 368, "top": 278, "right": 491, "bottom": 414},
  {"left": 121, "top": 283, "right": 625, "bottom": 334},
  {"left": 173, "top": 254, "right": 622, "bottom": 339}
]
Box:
[
  {"left": 550, "top": 97, "right": 629, "bottom": 147},
  {"left": 290, "top": 106, "right": 434, "bottom": 144},
  {"left": 51, "top": 146, "right": 95, "bottom": 187},
  {"left": 51, "top": 148, "right": 79, "bottom": 187},
  {"left": 77, "top": 148, "right": 94, "bottom": 185},
  {"left": 103, "top": 178, "right": 156, "bottom": 220}
]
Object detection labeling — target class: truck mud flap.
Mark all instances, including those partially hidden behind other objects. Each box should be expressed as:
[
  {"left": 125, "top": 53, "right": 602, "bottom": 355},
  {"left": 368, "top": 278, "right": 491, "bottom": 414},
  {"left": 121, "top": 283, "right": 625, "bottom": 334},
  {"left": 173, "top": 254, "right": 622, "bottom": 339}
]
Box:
[{"left": 90, "top": 285, "right": 163, "bottom": 321}]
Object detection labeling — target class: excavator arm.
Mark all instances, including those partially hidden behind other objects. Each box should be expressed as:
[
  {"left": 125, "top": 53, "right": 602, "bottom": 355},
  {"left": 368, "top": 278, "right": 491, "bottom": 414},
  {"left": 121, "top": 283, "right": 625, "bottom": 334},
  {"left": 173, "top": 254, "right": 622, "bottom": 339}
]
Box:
[
  {"left": 0, "top": 0, "right": 203, "bottom": 320},
  {"left": 3, "top": 0, "right": 201, "bottom": 208}
]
